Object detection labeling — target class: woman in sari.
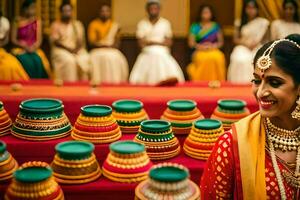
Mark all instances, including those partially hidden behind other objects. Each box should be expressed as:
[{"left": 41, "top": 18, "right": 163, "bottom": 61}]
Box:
[
  {"left": 11, "top": 0, "right": 51, "bottom": 79},
  {"left": 0, "top": 9, "right": 28, "bottom": 80},
  {"left": 227, "top": 0, "right": 269, "bottom": 83},
  {"left": 88, "top": 4, "right": 128, "bottom": 85},
  {"left": 187, "top": 5, "right": 226, "bottom": 81},
  {"left": 201, "top": 34, "right": 300, "bottom": 199},
  {"left": 271, "top": 0, "right": 300, "bottom": 40}
]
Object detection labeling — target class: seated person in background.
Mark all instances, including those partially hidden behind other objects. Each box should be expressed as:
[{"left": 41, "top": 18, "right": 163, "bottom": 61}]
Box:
[
  {"left": 11, "top": 0, "right": 51, "bottom": 79},
  {"left": 0, "top": 9, "right": 28, "bottom": 80},
  {"left": 227, "top": 0, "right": 269, "bottom": 83},
  {"left": 187, "top": 4, "right": 226, "bottom": 81},
  {"left": 88, "top": 4, "right": 128, "bottom": 85},
  {"left": 50, "top": 1, "right": 90, "bottom": 82},
  {"left": 129, "top": 0, "right": 185, "bottom": 85},
  {"left": 271, "top": 0, "right": 300, "bottom": 40}
]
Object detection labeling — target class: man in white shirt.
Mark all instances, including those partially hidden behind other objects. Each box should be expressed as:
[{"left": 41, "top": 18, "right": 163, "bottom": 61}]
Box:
[{"left": 129, "top": 0, "right": 185, "bottom": 85}]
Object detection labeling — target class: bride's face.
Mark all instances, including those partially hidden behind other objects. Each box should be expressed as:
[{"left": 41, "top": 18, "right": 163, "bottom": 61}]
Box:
[{"left": 252, "top": 59, "right": 300, "bottom": 119}]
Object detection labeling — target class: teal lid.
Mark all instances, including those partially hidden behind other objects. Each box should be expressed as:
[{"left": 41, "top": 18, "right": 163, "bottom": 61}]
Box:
[
  {"left": 110, "top": 140, "right": 145, "bottom": 154},
  {"left": 141, "top": 120, "right": 171, "bottom": 133},
  {"left": 194, "top": 119, "right": 222, "bottom": 130},
  {"left": 112, "top": 99, "right": 143, "bottom": 113},
  {"left": 20, "top": 98, "right": 62, "bottom": 110},
  {"left": 218, "top": 99, "right": 246, "bottom": 111},
  {"left": 81, "top": 105, "right": 112, "bottom": 117},
  {"left": 150, "top": 165, "right": 189, "bottom": 183},
  {"left": 20, "top": 98, "right": 63, "bottom": 114},
  {"left": 14, "top": 166, "right": 52, "bottom": 183},
  {"left": 0, "top": 141, "right": 6, "bottom": 154},
  {"left": 55, "top": 141, "right": 94, "bottom": 160},
  {"left": 167, "top": 100, "right": 197, "bottom": 112}
]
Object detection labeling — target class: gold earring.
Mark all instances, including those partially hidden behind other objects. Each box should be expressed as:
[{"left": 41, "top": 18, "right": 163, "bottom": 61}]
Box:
[{"left": 291, "top": 97, "right": 300, "bottom": 120}]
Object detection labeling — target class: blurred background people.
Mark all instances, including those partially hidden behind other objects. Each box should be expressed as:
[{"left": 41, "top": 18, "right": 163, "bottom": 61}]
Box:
[
  {"left": 129, "top": 0, "right": 185, "bottom": 85},
  {"left": 187, "top": 4, "right": 226, "bottom": 81},
  {"left": 0, "top": 7, "right": 28, "bottom": 81},
  {"left": 11, "top": 0, "right": 51, "bottom": 79},
  {"left": 271, "top": 0, "right": 300, "bottom": 40},
  {"left": 227, "top": 0, "right": 269, "bottom": 83},
  {"left": 50, "top": 0, "right": 90, "bottom": 82},
  {"left": 88, "top": 4, "right": 128, "bottom": 85}
]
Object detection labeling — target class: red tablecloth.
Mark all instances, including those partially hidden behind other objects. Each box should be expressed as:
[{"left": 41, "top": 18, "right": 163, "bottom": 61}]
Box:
[
  {"left": 0, "top": 134, "right": 205, "bottom": 200},
  {"left": 0, "top": 84, "right": 258, "bottom": 124},
  {"left": 0, "top": 83, "right": 257, "bottom": 199}
]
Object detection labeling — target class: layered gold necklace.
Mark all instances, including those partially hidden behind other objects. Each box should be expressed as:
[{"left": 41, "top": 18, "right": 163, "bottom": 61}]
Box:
[
  {"left": 265, "top": 117, "right": 300, "bottom": 152},
  {"left": 264, "top": 117, "right": 300, "bottom": 199}
]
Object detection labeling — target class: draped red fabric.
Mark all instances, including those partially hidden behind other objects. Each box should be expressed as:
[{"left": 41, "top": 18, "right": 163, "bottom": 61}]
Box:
[{"left": 200, "top": 132, "right": 297, "bottom": 199}]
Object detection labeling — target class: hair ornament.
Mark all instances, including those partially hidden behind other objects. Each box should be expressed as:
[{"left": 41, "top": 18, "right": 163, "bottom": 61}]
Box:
[{"left": 256, "top": 38, "right": 300, "bottom": 72}]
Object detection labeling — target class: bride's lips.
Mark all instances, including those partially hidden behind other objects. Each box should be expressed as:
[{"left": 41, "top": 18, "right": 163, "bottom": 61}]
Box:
[{"left": 258, "top": 99, "right": 276, "bottom": 110}]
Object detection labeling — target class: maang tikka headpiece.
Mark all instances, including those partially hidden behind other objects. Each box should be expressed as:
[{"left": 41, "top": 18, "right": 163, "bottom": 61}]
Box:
[{"left": 256, "top": 38, "right": 300, "bottom": 72}]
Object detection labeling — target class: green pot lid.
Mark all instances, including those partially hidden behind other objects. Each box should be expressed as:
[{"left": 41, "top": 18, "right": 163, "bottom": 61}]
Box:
[
  {"left": 110, "top": 140, "right": 145, "bottom": 154},
  {"left": 141, "top": 120, "right": 171, "bottom": 133},
  {"left": 20, "top": 99, "right": 63, "bottom": 114},
  {"left": 0, "top": 101, "right": 3, "bottom": 110},
  {"left": 150, "top": 165, "right": 189, "bottom": 183},
  {"left": 55, "top": 141, "right": 94, "bottom": 160},
  {"left": 81, "top": 105, "right": 112, "bottom": 117},
  {"left": 112, "top": 99, "right": 143, "bottom": 113},
  {"left": 218, "top": 99, "right": 246, "bottom": 111},
  {"left": 194, "top": 119, "right": 222, "bottom": 130},
  {"left": 0, "top": 141, "right": 7, "bottom": 154},
  {"left": 20, "top": 98, "right": 62, "bottom": 110},
  {"left": 167, "top": 99, "right": 197, "bottom": 111},
  {"left": 14, "top": 166, "right": 52, "bottom": 183}
]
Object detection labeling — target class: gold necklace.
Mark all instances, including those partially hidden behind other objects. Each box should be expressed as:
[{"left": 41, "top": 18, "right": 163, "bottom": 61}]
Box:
[
  {"left": 265, "top": 118, "right": 300, "bottom": 191},
  {"left": 265, "top": 118, "right": 300, "bottom": 152},
  {"left": 282, "top": 145, "right": 300, "bottom": 189}
]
